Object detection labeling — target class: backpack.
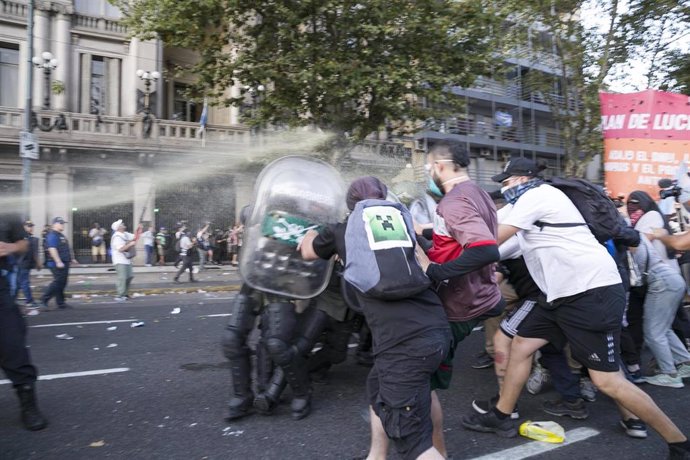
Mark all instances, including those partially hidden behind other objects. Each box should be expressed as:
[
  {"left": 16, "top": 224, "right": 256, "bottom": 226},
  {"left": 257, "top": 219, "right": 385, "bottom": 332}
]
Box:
[
  {"left": 92, "top": 235, "right": 103, "bottom": 246},
  {"left": 344, "top": 199, "right": 430, "bottom": 300},
  {"left": 536, "top": 177, "right": 621, "bottom": 244}
]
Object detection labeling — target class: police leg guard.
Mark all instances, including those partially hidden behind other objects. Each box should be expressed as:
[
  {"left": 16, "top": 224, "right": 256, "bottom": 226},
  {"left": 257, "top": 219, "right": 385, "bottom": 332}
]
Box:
[
  {"left": 220, "top": 289, "right": 258, "bottom": 420},
  {"left": 253, "top": 367, "right": 287, "bottom": 415},
  {"left": 264, "top": 302, "right": 313, "bottom": 420}
]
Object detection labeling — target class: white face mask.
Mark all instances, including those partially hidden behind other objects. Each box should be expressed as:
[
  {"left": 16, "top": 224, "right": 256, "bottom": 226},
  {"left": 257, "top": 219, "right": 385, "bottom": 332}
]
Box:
[{"left": 500, "top": 185, "right": 511, "bottom": 194}]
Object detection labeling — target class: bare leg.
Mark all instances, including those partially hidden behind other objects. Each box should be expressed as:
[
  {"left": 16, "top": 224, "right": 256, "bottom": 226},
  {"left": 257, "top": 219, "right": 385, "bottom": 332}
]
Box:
[
  {"left": 496, "top": 336, "right": 547, "bottom": 415},
  {"left": 416, "top": 446, "right": 445, "bottom": 460},
  {"left": 430, "top": 391, "right": 446, "bottom": 457},
  {"left": 589, "top": 369, "right": 686, "bottom": 443},
  {"left": 366, "top": 405, "right": 388, "bottom": 460},
  {"left": 493, "top": 330, "right": 513, "bottom": 393}
]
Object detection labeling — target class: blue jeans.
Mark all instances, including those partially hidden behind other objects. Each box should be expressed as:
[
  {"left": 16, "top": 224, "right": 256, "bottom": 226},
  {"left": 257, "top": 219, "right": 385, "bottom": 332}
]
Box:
[
  {"left": 540, "top": 343, "right": 582, "bottom": 402},
  {"left": 644, "top": 265, "right": 690, "bottom": 374},
  {"left": 145, "top": 245, "right": 154, "bottom": 265},
  {"left": 17, "top": 267, "right": 33, "bottom": 304}
]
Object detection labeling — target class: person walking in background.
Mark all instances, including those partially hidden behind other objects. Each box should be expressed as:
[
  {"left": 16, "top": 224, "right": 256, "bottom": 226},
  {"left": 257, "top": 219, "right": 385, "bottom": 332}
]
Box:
[
  {"left": 196, "top": 223, "right": 211, "bottom": 270},
  {"left": 16, "top": 220, "right": 41, "bottom": 316},
  {"left": 111, "top": 220, "right": 138, "bottom": 302},
  {"left": 174, "top": 227, "right": 197, "bottom": 283},
  {"left": 0, "top": 213, "right": 48, "bottom": 431},
  {"left": 155, "top": 227, "right": 169, "bottom": 266},
  {"left": 88, "top": 222, "right": 107, "bottom": 264},
  {"left": 41, "top": 217, "right": 75, "bottom": 310},
  {"left": 142, "top": 224, "right": 155, "bottom": 267},
  {"left": 228, "top": 224, "right": 239, "bottom": 266}
]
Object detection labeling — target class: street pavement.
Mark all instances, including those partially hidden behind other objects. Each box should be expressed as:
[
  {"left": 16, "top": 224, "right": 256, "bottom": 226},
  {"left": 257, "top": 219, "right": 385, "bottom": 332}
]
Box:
[{"left": 2, "top": 278, "right": 690, "bottom": 459}]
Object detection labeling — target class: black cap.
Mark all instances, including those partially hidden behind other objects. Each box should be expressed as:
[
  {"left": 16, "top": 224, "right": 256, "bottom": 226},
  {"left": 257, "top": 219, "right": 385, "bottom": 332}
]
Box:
[
  {"left": 52, "top": 217, "right": 67, "bottom": 224},
  {"left": 492, "top": 158, "right": 541, "bottom": 183}
]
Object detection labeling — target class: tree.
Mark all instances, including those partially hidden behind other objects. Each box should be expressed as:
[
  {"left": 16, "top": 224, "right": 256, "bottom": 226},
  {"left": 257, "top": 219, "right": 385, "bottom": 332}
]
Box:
[
  {"left": 113, "top": 0, "right": 510, "bottom": 158},
  {"left": 661, "top": 50, "right": 690, "bottom": 95},
  {"left": 512, "top": 0, "right": 690, "bottom": 177}
]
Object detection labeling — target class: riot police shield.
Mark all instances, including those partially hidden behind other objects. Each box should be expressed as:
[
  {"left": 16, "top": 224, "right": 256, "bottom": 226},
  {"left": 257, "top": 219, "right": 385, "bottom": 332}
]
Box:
[{"left": 240, "top": 156, "right": 347, "bottom": 299}]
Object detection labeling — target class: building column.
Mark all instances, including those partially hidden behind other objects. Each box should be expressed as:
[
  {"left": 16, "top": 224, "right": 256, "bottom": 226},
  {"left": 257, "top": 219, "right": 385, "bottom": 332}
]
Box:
[
  {"left": 122, "top": 38, "right": 140, "bottom": 116},
  {"left": 229, "top": 84, "right": 241, "bottom": 125},
  {"left": 53, "top": 12, "right": 71, "bottom": 111},
  {"left": 133, "top": 175, "right": 155, "bottom": 265},
  {"left": 47, "top": 169, "right": 73, "bottom": 245},
  {"left": 33, "top": 8, "right": 51, "bottom": 111},
  {"left": 234, "top": 174, "right": 254, "bottom": 223},
  {"left": 30, "top": 171, "right": 48, "bottom": 230}
]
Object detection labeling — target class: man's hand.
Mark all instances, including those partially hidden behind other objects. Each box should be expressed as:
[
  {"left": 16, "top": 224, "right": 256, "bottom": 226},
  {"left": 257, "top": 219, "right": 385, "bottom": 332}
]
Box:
[
  {"left": 56, "top": 261, "right": 65, "bottom": 269},
  {"left": 0, "top": 242, "right": 15, "bottom": 257},
  {"left": 298, "top": 229, "right": 320, "bottom": 260}
]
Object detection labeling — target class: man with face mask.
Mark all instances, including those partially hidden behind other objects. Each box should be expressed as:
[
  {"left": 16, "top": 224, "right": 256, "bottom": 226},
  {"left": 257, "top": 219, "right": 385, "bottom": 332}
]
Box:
[
  {"left": 461, "top": 159, "right": 690, "bottom": 460},
  {"left": 415, "top": 140, "right": 505, "bottom": 453}
]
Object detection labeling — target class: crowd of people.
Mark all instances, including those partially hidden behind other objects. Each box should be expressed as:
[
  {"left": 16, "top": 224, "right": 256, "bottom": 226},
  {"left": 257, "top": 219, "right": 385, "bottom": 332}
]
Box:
[
  {"left": 2, "top": 143, "right": 690, "bottom": 460},
  {"left": 221, "top": 144, "right": 690, "bottom": 460}
]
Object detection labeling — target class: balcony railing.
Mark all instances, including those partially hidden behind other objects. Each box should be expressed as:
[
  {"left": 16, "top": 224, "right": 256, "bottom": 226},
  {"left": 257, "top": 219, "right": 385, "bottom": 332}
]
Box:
[
  {"left": 0, "top": 107, "right": 249, "bottom": 148},
  {"left": 356, "top": 140, "right": 413, "bottom": 160},
  {"left": 1, "top": 0, "right": 28, "bottom": 20},
  {"left": 424, "top": 116, "right": 564, "bottom": 149},
  {"left": 73, "top": 14, "right": 128, "bottom": 36}
]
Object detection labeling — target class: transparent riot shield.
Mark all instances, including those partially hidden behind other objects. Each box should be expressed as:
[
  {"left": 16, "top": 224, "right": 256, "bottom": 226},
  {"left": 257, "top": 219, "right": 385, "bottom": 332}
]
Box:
[{"left": 240, "top": 156, "right": 347, "bottom": 299}]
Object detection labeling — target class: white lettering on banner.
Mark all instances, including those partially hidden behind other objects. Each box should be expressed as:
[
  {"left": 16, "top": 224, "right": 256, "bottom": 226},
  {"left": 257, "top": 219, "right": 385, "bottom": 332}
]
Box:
[
  {"left": 627, "top": 113, "right": 650, "bottom": 129},
  {"left": 604, "top": 162, "right": 630, "bottom": 172},
  {"left": 601, "top": 114, "right": 626, "bottom": 130},
  {"left": 651, "top": 151, "right": 676, "bottom": 163},
  {"left": 652, "top": 114, "right": 690, "bottom": 131}
]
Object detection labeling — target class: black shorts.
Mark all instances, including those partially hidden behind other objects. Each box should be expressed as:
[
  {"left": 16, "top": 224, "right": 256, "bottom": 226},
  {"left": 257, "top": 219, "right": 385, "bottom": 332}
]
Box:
[
  {"left": 516, "top": 284, "right": 625, "bottom": 372},
  {"left": 367, "top": 328, "right": 450, "bottom": 460},
  {"left": 499, "top": 299, "right": 537, "bottom": 338}
]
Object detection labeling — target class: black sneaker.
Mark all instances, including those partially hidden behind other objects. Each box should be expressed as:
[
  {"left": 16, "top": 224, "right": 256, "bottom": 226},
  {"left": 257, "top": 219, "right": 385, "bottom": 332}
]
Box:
[
  {"left": 471, "top": 351, "right": 494, "bottom": 369},
  {"left": 471, "top": 395, "right": 519, "bottom": 419},
  {"left": 542, "top": 399, "right": 589, "bottom": 420},
  {"left": 462, "top": 410, "right": 518, "bottom": 438},
  {"left": 57, "top": 303, "right": 73, "bottom": 309},
  {"left": 620, "top": 418, "right": 648, "bottom": 439}
]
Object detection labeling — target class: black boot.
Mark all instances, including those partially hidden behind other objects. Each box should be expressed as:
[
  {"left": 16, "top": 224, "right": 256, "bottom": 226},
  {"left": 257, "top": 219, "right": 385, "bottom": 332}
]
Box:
[
  {"left": 226, "top": 357, "right": 254, "bottom": 421},
  {"left": 254, "top": 367, "right": 286, "bottom": 415},
  {"left": 16, "top": 384, "right": 48, "bottom": 431},
  {"left": 282, "top": 357, "right": 313, "bottom": 420}
]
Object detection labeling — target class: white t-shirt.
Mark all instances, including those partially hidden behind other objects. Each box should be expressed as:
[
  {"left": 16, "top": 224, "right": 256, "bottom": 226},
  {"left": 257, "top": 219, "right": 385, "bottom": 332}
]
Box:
[
  {"left": 501, "top": 184, "right": 621, "bottom": 302},
  {"left": 111, "top": 231, "right": 134, "bottom": 265},
  {"left": 633, "top": 210, "right": 680, "bottom": 272},
  {"left": 142, "top": 230, "right": 154, "bottom": 247},
  {"left": 179, "top": 235, "right": 193, "bottom": 255}
]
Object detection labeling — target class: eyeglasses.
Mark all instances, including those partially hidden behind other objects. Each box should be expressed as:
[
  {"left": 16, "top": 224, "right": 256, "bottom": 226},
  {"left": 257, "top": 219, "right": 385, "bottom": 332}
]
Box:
[{"left": 424, "top": 159, "right": 454, "bottom": 172}]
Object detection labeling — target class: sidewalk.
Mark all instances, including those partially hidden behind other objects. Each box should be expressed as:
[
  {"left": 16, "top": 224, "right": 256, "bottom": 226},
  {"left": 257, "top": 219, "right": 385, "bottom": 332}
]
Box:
[{"left": 27, "top": 264, "right": 243, "bottom": 299}]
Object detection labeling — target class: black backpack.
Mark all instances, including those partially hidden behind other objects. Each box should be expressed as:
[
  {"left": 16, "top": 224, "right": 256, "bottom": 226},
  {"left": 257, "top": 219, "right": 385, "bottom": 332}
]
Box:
[{"left": 535, "top": 177, "right": 621, "bottom": 244}]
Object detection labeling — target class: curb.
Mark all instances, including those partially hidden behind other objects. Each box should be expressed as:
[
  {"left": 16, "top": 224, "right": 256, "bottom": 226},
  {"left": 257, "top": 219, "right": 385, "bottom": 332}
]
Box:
[{"left": 65, "top": 284, "right": 242, "bottom": 298}]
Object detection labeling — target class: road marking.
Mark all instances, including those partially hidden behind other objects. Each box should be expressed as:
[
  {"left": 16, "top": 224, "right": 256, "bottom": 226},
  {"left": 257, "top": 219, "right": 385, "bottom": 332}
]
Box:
[
  {"left": 471, "top": 427, "right": 600, "bottom": 459},
  {"left": 200, "top": 314, "right": 232, "bottom": 318},
  {"left": 30, "top": 319, "right": 139, "bottom": 328},
  {"left": 0, "top": 368, "right": 130, "bottom": 385}
]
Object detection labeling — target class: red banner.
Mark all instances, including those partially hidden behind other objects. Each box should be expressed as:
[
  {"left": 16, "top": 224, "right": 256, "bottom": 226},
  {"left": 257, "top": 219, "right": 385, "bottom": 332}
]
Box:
[{"left": 600, "top": 89, "right": 690, "bottom": 197}]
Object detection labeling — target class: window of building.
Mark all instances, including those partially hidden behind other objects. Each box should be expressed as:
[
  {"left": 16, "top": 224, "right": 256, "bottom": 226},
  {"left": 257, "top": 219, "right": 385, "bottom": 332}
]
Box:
[
  {"left": 0, "top": 44, "right": 19, "bottom": 107},
  {"left": 80, "top": 54, "right": 121, "bottom": 116},
  {"left": 172, "top": 83, "right": 198, "bottom": 122},
  {"left": 74, "top": 0, "right": 122, "bottom": 19},
  {"left": 90, "top": 56, "right": 105, "bottom": 115}
]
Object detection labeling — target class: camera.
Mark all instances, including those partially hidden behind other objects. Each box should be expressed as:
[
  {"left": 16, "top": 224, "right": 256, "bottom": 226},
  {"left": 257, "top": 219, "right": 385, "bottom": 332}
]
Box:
[{"left": 659, "top": 179, "right": 683, "bottom": 200}]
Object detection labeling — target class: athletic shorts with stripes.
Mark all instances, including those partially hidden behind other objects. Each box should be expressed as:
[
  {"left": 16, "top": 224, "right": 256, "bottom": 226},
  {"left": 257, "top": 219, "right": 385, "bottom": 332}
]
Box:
[
  {"left": 516, "top": 284, "right": 625, "bottom": 372},
  {"left": 499, "top": 298, "right": 537, "bottom": 338}
]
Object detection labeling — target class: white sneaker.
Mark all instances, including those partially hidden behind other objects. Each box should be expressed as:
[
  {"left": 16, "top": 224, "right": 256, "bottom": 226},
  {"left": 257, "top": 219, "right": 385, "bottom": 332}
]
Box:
[
  {"left": 676, "top": 363, "right": 690, "bottom": 379},
  {"left": 145, "top": 264, "right": 152, "bottom": 267},
  {"left": 114, "top": 297, "right": 126, "bottom": 302},
  {"left": 526, "top": 364, "right": 550, "bottom": 395},
  {"left": 579, "top": 377, "right": 598, "bottom": 402},
  {"left": 25, "top": 308, "right": 40, "bottom": 316},
  {"left": 644, "top": 373, "right": 684, "bottom": 389}
]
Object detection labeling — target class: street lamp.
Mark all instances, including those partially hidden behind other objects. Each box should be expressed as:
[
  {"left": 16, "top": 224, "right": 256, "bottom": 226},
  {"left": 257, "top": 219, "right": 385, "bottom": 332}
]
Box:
[
  {"left": 32, "top": 51, "right": 58, "bottom": 110},
  {"left": 137, "top": 69, "right": 160, "bottom": 138},
  {"left": 245, "top": 84, "right": 265, "bottom": 135}
]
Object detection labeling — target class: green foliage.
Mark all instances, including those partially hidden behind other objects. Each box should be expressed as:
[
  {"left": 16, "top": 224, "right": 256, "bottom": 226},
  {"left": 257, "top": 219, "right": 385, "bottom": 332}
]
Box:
[{"left": 113, "top": 0, "right": 507, "bottom": 142}]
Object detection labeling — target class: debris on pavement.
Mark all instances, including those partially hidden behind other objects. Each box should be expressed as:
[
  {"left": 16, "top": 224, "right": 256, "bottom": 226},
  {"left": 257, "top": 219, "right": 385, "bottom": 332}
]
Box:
[
  {"left": 131, "top": 322, "right": 145, "bottom": 328},
  {"left": 171, "top": 307, "right": 181, "bottom": 314},
  {"left": 106, "top": 343, "right": 118, "bottom": 348},
  {"left": 89, "top": 440, "right": 105, "bottom": 447},
  {"left": 56, "top": 334, "right": 74, "bottom": 340},
  {"left": 107, "top": 326, "right": 117, "bottom": 331}
]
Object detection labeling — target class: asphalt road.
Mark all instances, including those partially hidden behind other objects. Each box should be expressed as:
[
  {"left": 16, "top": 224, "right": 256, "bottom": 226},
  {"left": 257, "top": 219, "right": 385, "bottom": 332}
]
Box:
[{"left": 2, "top": 293, "right": 688, "bottom": 460}]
